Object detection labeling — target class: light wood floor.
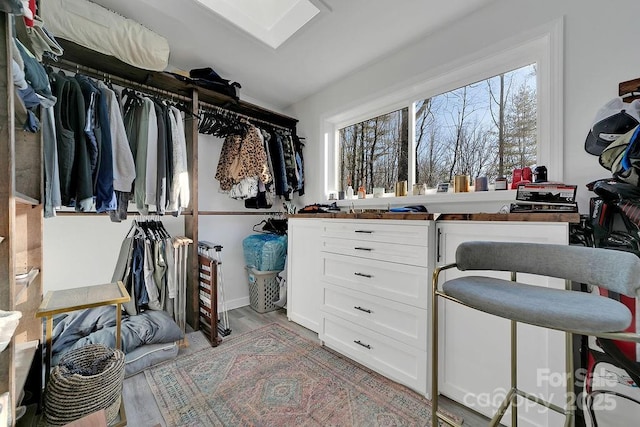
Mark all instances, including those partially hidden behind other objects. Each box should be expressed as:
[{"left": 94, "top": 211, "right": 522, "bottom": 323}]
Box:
[{"left": 123, "top": 305, "right": 494, "bottom": 427}]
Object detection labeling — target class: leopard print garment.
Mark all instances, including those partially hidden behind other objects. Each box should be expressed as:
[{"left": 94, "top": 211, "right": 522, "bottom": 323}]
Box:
[{"left": 215, "top": 125, "right": 271, "bottom": 191}]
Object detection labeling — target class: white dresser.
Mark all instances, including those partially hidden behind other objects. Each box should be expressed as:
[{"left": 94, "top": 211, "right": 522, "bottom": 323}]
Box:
[
  {"left": 287, "top": 212, "right": 579, "bottom": 420},
  {"left": 318, "top": 219, "right": 434, "bottom": 395},
  {"left": 286, "top": 218, "right": 323, "bottom": 332}
]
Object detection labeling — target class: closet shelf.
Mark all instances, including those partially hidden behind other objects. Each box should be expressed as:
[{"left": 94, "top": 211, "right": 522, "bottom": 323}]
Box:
[
  {"left": 14, "top": 191, "right": 39, "bottom": 206},
  {"left": 53, "top": 209, "right": 194, "bottom": 216},
  {"left": 52, "top": 39, "right": 298, "bottom": 130},
  {"left": 14, "top": 91, "right": 28, "bottom": 128},
  {"left": 14, "top": 340, "right": 39, "bottom": 401},
  {"left": 15, "top": 267, "right": 39, "bottom": 303}
]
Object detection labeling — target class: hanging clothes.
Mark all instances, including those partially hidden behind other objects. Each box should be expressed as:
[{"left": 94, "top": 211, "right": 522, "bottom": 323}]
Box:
[
  {"left": 294, "top": 134, "right": 306, "bottom": 196},
  {"left": 74, "top": 74, "right": 100, "bottom": 186},
  {"left": 143, "top": 98, "right": 159, "bottom": 214},
  {"left": 120, "top": 90, "right": 190, "bottom": 216},
  {"left": 42, "top": 105, "right": 62, "bottom": 217},
  {"left": 167, "top": 106, "right": 189, "bottom": 215},
  {"left": 99, "top": 81, "right": 136, "bottom": 192},
  {"left": 111, "top": 219, "right": 191, "bottom": 332},
  {"left": 92, "top": 79, "right": 118, "bottom": 213},
  {"left": 268, "top": 129, "right": 288, "bottom": 198},
  {"left": 45, "top": 71, "right": 144, "bottom": 217},
  {"left": 49, "top": 70, "right": 94, "bottom": 211},
  {"left": 152, "top": 101, "right": 167, "bottom": 215},
  {"left": 99, "top": 81, "right": 136, "bottom": 222},
  {"left": 282, "top": 131, "right": 299, "bottom": 194},
  {"left": 123, "top": 92, "right": 152, "bottom": 215},
  {"left": 215, "top": 124, "right": 270, "bottom": 192}
]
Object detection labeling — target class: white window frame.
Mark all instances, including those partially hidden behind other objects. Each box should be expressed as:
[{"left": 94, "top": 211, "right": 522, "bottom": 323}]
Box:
[{"left": 322, "top": 19, "right": 563, "bottom": 202}]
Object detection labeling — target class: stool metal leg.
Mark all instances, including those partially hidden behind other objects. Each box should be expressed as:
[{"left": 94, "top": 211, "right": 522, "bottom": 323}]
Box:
[
  {"left": 511, "top": 319, "right": 518, "bottom": 426},
  {"left": 431, "top": 296, "right": 462, "bottom": 427},
  {"left": 431, "top": 276, "right": 440, "bottom": 427},
  {"left": 490, "top": 388, "right": 515, "bottom": 426},
  {"left": 563, "top": 278, "right": 576, "bottom": 427},
  {"left": 490, "top": 273, "right": 519, "bottom": 427},
  {"left": 564, "top": 330, "right": 575, "bottom": 427},
  {"left": 432, "top": 266, "right": 466, "bottom": 427},
  {"left": 489, "top": 320, "right": 518, "bottom": 427},
  {"left": 511, "top": 272, "right": 519, "bottom": 426}
]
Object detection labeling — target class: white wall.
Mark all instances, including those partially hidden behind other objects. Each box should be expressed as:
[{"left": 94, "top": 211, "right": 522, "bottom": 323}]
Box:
[
  {"left": 197, "top": 133, "right": 283, "bottom": 310},
  {"left": 43, "top": 215, "right": 184, "bottom": 291},
  {"left": 287, "top": 0, "right": 640, "bottom": 214}
]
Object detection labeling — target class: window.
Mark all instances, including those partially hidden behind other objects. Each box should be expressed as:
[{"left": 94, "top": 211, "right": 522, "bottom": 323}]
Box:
[
  {"left": 338, "top": 64, "right": 537, "bottom": 194},
  {"left": 415, "top": 64, "right": 537, "bottom": 188},
  {"left": 338, "top": 107, "right": 409, "bottom": 194},
  {"left": 326, "top": 20, "right": 562, "bottom": 199}
]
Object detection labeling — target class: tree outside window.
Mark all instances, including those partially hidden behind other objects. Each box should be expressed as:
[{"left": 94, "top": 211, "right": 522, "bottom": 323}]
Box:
[
  {"left": 338, "top": 107, "right": 408, "bottom": 194},
  {"left": 339, "top": 63, "right": 537, "bottom": 194}
]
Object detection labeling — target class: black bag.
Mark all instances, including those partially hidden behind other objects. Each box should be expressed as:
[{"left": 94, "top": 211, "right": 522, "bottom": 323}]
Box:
[
  {"left": 167, "top": 69, "right": 241, "bottom": 100},
  {"left": 588, "top": 180, "right": 640, "bottom": 250},
  {"left": 262, "top": 218, "right": 287, "bottom": 235},
  {"left": 189, "top": 67, "right": 241, "bottom": 100}
]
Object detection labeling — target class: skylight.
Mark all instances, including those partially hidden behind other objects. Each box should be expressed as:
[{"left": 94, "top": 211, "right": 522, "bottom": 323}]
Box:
[{"left": 194, "top": 0, "right": 320, "bottom": 49}]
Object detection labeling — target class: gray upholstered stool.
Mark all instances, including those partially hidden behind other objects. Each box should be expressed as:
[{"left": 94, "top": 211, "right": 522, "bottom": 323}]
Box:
[{"left": 431, "top": 241, "right": 640, "bottom": 427}]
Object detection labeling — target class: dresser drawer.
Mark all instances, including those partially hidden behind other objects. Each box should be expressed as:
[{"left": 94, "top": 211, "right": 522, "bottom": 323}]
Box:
[
  {"left": 322, "top": 237, "right": 428, "bottom": 267},
  {"left": 321, "top": 252, "right": 428, "bottom": 308},
  {"left": 321, "top": 314, "right": 427, "bottom": 395},
  {"left": 322, "top": 284, "right": 427, "bottom": 349},
  {"left": 322, "top": 220, "right": 429, "bottom": 247}
]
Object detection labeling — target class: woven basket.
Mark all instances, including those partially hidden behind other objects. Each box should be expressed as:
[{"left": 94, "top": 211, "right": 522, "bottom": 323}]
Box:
[{"left": 45, "top": 344, "right": 125, "bottom": 426}]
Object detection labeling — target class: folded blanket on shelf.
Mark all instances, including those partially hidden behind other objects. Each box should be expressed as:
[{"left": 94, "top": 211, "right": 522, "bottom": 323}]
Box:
[{"left": 41, "top": 0, "right": 170, "bottom": 71}]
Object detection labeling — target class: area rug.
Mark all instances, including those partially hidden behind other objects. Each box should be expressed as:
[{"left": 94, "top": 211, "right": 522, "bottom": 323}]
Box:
[{"left": 145, "top": 323, "right": 461, "bottom": 426}]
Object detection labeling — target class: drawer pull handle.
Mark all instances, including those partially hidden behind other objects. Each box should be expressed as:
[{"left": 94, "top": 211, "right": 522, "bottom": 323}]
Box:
[
  {"left": 354, "top": 247, "right": 373, "bottom": 251},
  {"left": 354, "top": 340, "right": 372, "bottom": 350},
  {"left": 354, "top": 306, "right": 372, "bottom": 314},
  {"left": 355, "top": 230, "right": 373, "bottom": 234},
  {"left": 354, "top": 272, "right": 372, "bottom": 278}
]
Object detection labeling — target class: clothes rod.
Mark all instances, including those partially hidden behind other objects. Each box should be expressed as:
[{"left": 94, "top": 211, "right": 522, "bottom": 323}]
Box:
[
  {"left": 199, "top": 101, "right": 293, "bottom": 132},
  {"left": 48, "top": 57, "right": 295, "bottom": 131},
  {"left": 54, "top": 210, "right": 194, "bottom": 216},
  {"left": 50, "top": 58, "right": 192, "bottom": 103}
]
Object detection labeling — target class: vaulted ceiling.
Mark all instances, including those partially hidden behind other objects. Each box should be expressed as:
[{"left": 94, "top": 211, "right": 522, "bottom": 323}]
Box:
[{"left": 89, "top": 0, "right": 496, "bottom": 110}]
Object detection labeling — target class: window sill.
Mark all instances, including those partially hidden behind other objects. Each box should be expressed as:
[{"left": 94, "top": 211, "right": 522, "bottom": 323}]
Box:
[{"left": 330, "top": 189, "right": 518, "bottom": 208}]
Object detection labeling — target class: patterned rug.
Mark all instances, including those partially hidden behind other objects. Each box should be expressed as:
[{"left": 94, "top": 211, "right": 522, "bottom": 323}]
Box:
[{"left": 145, "top": 323, "right": 460, "bottom": 426}]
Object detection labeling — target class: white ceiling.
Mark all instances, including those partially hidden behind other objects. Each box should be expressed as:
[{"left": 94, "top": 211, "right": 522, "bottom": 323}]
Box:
[{"left": 90, "top": 0, "right": 496, "bottom": 110}]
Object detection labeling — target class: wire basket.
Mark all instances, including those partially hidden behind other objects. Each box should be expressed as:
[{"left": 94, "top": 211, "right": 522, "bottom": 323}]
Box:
[
  {"left": 246, "top": 267, "right": 282, "bottom": 313},
  {"left": 45, "top": 344, "right": 125, "bottom": 426}
]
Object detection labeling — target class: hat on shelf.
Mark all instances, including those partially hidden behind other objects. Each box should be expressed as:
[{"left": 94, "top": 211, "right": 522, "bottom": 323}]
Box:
[{"left": 585, "top": 97, "right": 640, "bottom": 155}]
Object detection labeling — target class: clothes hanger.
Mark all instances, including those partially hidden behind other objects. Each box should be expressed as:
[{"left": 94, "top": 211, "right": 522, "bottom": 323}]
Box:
[
  {"left": 174, "top": 101, "right": 201, "bottom": 120},
  {"left": 252, "top": 219, "right": 268, "bottom": 234},
  {"left": 156, "top": 220, "right": 171, "bottom": 239}
]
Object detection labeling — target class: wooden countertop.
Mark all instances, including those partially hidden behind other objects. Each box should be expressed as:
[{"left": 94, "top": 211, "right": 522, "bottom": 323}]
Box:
[
  {"left": 437, "top": 212, "right": 580, "bottom": 222},
  {"left": 290, "top": 212, "right": 433, "bottom": 220},
  {"left": 290, "top": 212, "right": 580, "bottom": 223}
]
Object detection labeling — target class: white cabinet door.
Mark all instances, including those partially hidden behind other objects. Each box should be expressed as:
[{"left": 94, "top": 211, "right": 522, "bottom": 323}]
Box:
[
  {"left": 287, "top": 218, "right": 322, "bottom": 333},
  {"left": 435, "top": 221, "right": 570, "bottom": 427}
]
